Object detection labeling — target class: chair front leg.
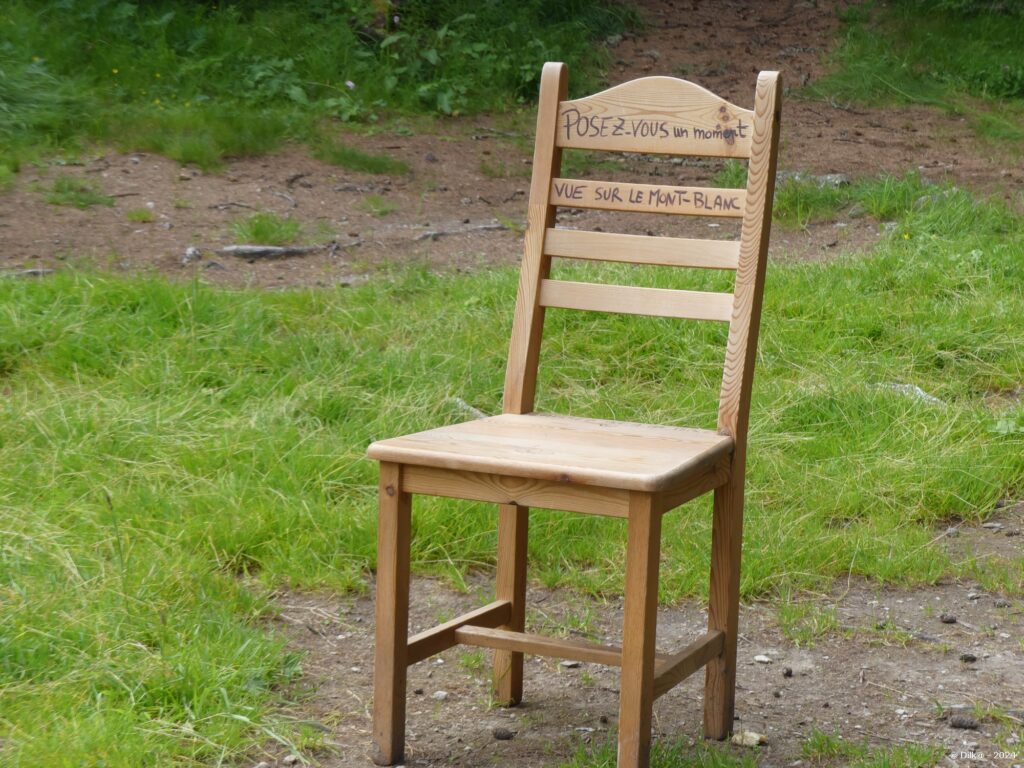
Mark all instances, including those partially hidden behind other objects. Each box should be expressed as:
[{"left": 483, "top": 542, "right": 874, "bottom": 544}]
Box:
[
  {"left": 493, "top": 503, "right": 529, "bottom": 705},
  {"left": 372, "top": 462, "right": 412, "bottom": 766},
  {"left": 618, "top": 492, "right": 661, "bottom": 768},
  {"left": 703, "top": 474, "right": 743, "bottom": 740}
]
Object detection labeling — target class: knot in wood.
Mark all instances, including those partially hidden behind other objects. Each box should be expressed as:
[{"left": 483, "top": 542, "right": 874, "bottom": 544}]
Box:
[{"left": 384, "top": 484, "right": 396, "bottom": 497}]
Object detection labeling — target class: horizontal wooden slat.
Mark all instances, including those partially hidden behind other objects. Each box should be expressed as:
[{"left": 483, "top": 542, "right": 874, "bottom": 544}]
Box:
[
  {"left": 406, "top": 601, "right": 511, "bottom": 666},
  {"left": 540, "top": 280, "right": 734, "bottom": 322},
  {"left": 555, "top": 76, "right": 753, "bottom": 157},
  {"left": 550, "top": 178, "right": 745, "bottom": 218},
  {"left": 402, "top": 465, "right": 630, "bottom": 517},
  {"left": 545, "top": 228, "right": 740, "bottom": 270},
  {"left": 652, "top": 630, "right": 725, "bottom": 699},
  {"left": 455, "top": 626, "right": 625, "bottom": 666}
]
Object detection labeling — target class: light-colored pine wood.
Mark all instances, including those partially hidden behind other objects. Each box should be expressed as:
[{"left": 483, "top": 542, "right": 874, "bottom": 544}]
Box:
[
  {"left": 369, "top": 66, "right": 782, "bottom": 768},
  {"left": 493, "top": 504, "right": 528, "bottom": 705},
  {"left": 652, "top": 630, "right": 724, "bottom": 699},
  {"left": 550, "top": 177, "right": 746, "bottom": 218},
  {"left": 401, "top": 465, "right": 631, "bottom": 517},
  {"left": 705, "top": 72, "right": 781, "bottom": 742},
  {"left": 717, "top": 71, "right": 782, "bottom": 452},
  {"left": 372, "top": 462, "right": 411, "bottom": 766},
  {"left": 545, "top": 228, "right": 740, "bottom": 270},
  {"left": 653, "top": 455, "right": 732, "bottom": 515},
  {"left": 618, "top": 492, "right": 661, "bottom": 768},
  {"left": 457, "top": 626, "right": 623, "bottom": 666},
  {"left": 368, "top": 413, "right": 734, "bottom": 492},
  {"left": 405, "top": 600, "right": 511, "bottom": 666},
  {"left": 540, "top": 280, "right": 734, "bottom": 322},
  {"left": 555, "top": 76, "right": 754, "bottom": 157},
  {"left": 503, "top": 62, "right": 567, "bottom": 415}
]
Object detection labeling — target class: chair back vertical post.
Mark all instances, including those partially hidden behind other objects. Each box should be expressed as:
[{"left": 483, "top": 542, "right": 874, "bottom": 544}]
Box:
[
  {"left": 716, "top": 72, "right": 782, "bottom": 466},
  {"left": 502, "top": 62, "right": 568, "bottom": 415}
]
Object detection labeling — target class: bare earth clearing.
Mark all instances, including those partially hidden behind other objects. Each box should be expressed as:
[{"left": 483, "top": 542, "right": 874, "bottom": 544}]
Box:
[{"left": 1, "top": 1, "right": 1020, "bottom": 766}]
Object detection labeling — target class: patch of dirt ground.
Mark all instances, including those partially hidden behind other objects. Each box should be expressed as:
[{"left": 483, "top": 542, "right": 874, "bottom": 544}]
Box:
[
  {"left": 2, "top": 1, "right": 1022, "bottom": 288},
  {"left": 263, "top": 507, "right": 1022, "bottom": 768}
]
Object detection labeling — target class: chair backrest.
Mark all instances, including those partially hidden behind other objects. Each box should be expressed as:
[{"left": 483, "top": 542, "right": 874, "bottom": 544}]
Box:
[{"left": 502, "top": 63, "right": 781, "bottom": 465}]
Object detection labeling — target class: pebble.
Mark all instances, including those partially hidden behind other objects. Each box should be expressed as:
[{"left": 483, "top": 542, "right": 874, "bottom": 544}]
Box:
[
  {"left": 560, "top": 660, "right": 582, "bottom": 669},
  {"left": 967, "top": 592, "right": 981, "bottom": 600},
  {"left": 949, "top": 714, "right": 979, "bottom": 730},
  {"left": 413, "top": 688, "right": 424, "bottom": 695},
  {"left": 754, "top": 654, "right": 773, "bottom": 664},
  {"left": 939, "top": 613, "right": 957, "bottom": 624},
  {"left": 493, "top": 727, "right": 515, "bottom": 740},
  {"left": 959, "top": 653, "right": 977, "bottom": 663},
  {"left": 782, "top": 667, "right": 794, "bottom": 678},
  {"left": 732, "top": 731, "right": 768, "bottom": 747},
  {"left": 252, "top": 763, "right": 272, "bottom": 768},
  {"left": 283, "top": 756, "right": 301, "bottom": 766},
  {"left": 432, "top": 690, "right": 449, "bottom": 701},
  {"left": 994, "top": 599, "right": 1011, "bottom": 608},
  {"left": 981, "top": 522, "right": 1004, "bottom": 530},
  {"left": 945, "top": 526, "right": 960, "bottom": 537}
]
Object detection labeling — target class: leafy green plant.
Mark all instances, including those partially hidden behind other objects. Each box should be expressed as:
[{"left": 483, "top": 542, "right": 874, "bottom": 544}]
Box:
[
  {"left": 0, "top": 1, "right": 640, "bottom": 165},
  {"left": 45, "top": 176, "right": 114, "bottom": 208},
  {"left": 231, "top": 212, "right": 302, "bottom": 245}
]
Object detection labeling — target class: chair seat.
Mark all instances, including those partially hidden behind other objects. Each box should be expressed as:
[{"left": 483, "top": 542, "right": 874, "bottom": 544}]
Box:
[{"left": 367, "top": 412, "right": 733, "bottom": 492}]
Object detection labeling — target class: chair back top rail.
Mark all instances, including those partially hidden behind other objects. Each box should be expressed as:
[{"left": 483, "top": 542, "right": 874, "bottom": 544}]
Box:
[{"left": 555, "top": 76, "right": 754, "bottom": 157}]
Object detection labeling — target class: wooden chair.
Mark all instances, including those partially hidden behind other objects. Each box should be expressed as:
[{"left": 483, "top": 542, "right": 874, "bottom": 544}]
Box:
[{"left": 367, "top": 63, "right": 781, "bottom": 768}]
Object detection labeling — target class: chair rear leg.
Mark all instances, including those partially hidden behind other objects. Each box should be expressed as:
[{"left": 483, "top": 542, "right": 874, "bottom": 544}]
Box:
[
  {"left": 703, "top": 477, "right": 744, "bottom": 740},
  {"left": 618, "top": 493, "right": 661, "bottom": 768},
  {"left": 493, "top": 503, "right": 529, "bottom": 705},
  {"left": 372, "top": 462, "right": 412, "bottom": 766}
]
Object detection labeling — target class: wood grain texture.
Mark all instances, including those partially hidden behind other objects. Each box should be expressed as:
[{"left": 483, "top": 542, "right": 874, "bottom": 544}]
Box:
[
  {"left": 550, "top": 177, "right": 745, "bottom": 218},
  {"left": 652, "top": 630, "right": 724, "bottom": 699},
  {"left": 717, "top": 71, "right": 781, "bottom": 456},
  {"left": 544, "top": 228, "right": 740, "bottom": 269},
  {"left": 401, "top": 465, "right": 630, "bottom": 517},
  {"left": 502, "top": 62, "right": 567, "bottom": 414},
  {"left": 457, "top": 626, "right": 623, "bottom": 666},
  {"left": 405, "top": 600, "right": 511, "bottom": 666},
  {"left": 555, "top": 76, "right": 754, "bottom": 157},
  {"left": 368, "top": 413, "right": 734, "bottom": 492},
  {"left": 372, "top": 462, "right": 411, "bottom": 766},
  {"left": 494, "top": 504, "right": 529, "bottom": 705},
  {"left": 706, "top": 70, "right": 781, "bottom": 742},
  {"left": 540, "top": 279, "right": 734, "bottom": 322},
  {"left": 618, "top": 492, "right": 661, "bottom": 768},
  {"left": 703, "top": 479, "right": 744, "bottom": 739}
]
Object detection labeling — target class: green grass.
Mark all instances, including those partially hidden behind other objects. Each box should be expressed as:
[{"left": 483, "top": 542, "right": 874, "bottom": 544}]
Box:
[
  {"left": 231, "top": 213, "right": 302, "bottom": 246},
  {"left": 772, "top": 172, "right": 935, "bottom": 229},
  {"left": 0, "top": 1, "right": 638, "bottom": 169},
  {"left": 561, "top": 738, "right": 756, "bottom": 768},
  {"left": 1, "top": 184, "right": 1023, "bottom": 763},
  {"left": 125, "top": 207, "right": 154, "bottom": 223},
  {"left": 310, "top": 137, "right": 409, "bottom": 175},
  {"left": 802, "top": 730, "right": 944, "bottom": 768},
  {"left": 563, "top": 732, "right": 943, "bottom": 768},
  {"left": 45, "top": 176, "right": 115, "bottom": 208},
  {"left": 806, "top": 1, "right": 1024, "bottom": 142},
  {"left": 776, "top": 599, "right": 841, "bottom": 647},
  {"left": 359, "top": 194, "right": 397, "bottom": 217}
]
